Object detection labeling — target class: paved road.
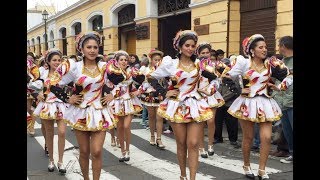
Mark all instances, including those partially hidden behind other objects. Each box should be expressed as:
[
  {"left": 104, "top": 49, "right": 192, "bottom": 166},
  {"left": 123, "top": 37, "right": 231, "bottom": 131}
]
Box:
[{"left": 27, "top": 117, "right": 293, "bottom": 180}]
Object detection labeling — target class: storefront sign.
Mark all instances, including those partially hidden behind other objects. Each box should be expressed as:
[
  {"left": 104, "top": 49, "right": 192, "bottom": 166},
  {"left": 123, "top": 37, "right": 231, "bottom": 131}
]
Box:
[
  {"left": 135, "top": 22, "right": 150, "bottom": 40},
  {"left": 194, "top": 24, "right": 209, "bottom": 36}
]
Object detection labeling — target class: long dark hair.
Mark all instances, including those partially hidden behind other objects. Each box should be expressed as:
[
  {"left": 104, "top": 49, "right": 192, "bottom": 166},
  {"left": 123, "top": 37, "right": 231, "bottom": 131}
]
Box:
[
  {"left": 176, "top": 36, "right": 197, "bottom": 62},
  {"left": 129, "top": 54, "right": 140, "bottom": 67}
]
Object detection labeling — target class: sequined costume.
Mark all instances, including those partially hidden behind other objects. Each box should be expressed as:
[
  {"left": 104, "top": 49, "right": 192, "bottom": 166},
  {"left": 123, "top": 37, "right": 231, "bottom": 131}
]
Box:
[
  {"left": 198, "top": 58, "right": 225, "bottom": 108},
  {"left": 149, "top": 56, "right": 214, "bottom": 123},
  {"left": 33, "top": 69, "right": 68, "bottom": 120},
  {"left": 27, "top": 58, "right": 43, "bottom": 128},
  {"left": 108, "top": 66, "right": 144, "bottom": 116},
  {"left": 138, "top": 65, "right": 163, "bottom": 107},
  {"left": 227, "top": 55, "right": 291, "bottom": 122},
  {"left": 50, "top": 59, "right": 125, "bottom": 131}
]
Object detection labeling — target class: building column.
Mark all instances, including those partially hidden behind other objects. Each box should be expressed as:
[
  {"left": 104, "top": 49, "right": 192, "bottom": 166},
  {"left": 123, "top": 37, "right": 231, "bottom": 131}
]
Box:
[
  {"left": 40, "top": 43, "right": 45, "bottom": 55},
  {"left": 228, "top": 0, "right": 240, "bottom": 56},
  {"left": 67, "top": 36, "right": 76, "bottom": 56},
  {"left": 104, "top": 27, "right": 119, "bottom": 55},
  {"left": 275, "top": 0, "right": 293, "bottom": 53},
  {"left": 190, "top": 0, "right": 229, "bottom": 55},
  {"left": 135, "top": 18, "right": 158, "bottom": 57},
  {"left": 54, "top": 39, "right": 62, "bottom": 51}
]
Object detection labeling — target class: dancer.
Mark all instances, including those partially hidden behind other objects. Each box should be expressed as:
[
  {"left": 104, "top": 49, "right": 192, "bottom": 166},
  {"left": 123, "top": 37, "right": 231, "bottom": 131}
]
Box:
[
  {"left": 196, "top": 42, "right": 225, "bottom": 158},
  {"left": 27, "top": 52, "right": 43, "bottom": 136},
  {"left": 139, "top": 49, "right": 166, "bottom": 149},
  {"left": 226, "top": 34, "right": 292, "bottom": 180},
  {"left": 108, "top": 50, "right": 145, "bottom": 162},
  {"left": 33, "top": 48, "right": 67, "bottom": 173},
  {"left": 148, "top": 30, "right": 216, "bottom": 180},
  {"left": 50, "top": 31, "right": 126, "bottom": 180}
]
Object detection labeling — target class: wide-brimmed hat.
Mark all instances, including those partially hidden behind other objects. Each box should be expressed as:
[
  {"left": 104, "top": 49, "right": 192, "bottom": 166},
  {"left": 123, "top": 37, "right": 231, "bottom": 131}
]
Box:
[{"left": 148, "top": 49, "right": 164, "bottom": 58}]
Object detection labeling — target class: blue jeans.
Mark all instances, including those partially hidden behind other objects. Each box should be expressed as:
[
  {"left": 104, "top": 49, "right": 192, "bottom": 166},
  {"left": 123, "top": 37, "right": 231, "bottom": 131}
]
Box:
[
  {"left": 280, "top": 108, "right": 293, "bottom": 154},
  {"left": 253, "top": 123, "right": 260, "bottom": 148},
  {"left": 141, "top": 105, "right": 148, "bottom": 125}
]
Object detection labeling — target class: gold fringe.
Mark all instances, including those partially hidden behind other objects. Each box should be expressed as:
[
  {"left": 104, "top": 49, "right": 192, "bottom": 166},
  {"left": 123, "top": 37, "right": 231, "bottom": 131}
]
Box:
[
  {"left": 227, "top": 109, "right": 281, "bottom": 123},
  {"left": 157, "top": 107, "right": 213, "bottom": 123}
]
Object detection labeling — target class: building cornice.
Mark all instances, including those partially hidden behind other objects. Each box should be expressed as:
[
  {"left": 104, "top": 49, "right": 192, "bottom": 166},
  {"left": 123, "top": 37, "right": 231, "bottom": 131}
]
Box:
[
  {"left": 134, "top": 16, "right": 158, "bottom": 22},
  {"left": 28, "top": 0, "right": 91, "bottom": 33},
  {"left": 189, "top": 0, "right": 225, "bottom": 9}
]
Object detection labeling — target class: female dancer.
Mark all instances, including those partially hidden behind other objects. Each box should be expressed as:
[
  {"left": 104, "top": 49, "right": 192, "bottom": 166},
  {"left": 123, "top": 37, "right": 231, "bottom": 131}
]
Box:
[
  {"left": 27, "top": 52, "right": 41, "bottom": 136},
  {"left": 33, "top": 49, "right": 67, "bottom": 173},
  {"left": 148, "top": 30, "right": 216, "bottom": 180},
  {"left": 50, "top": 31, "right": 126, "bottom": 180},
  {"left": 196, "top": 43, "right": 225, "bottom": 158},
  {"left": 108, "top": 50, "right": 145, "bottom": 162},
  {"left": 139, "top": 49, "right": 165, "bottom": 149},
  {"left": 226, "top": 34, "right": 291, "bottom": 180}
]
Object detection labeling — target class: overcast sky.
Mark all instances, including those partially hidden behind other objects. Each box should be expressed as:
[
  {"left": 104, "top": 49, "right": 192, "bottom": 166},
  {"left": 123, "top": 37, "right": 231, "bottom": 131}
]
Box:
[{"left": 27, "top": 0, "right": 80, "bottom": 12}]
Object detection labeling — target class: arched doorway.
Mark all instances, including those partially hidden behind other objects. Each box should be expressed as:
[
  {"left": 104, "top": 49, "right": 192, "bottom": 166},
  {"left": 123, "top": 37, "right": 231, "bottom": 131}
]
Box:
[
  {"left": 118, "top": 4, "right": 136, "bottom": 54},
  {"left": 31, "top": 38, "right": 35, "bottom": 53},
  {"left": 158, "top": 0, "right": 191, "bottom": 58},
  {"left": 74, "top": 23, "right": 81, "bottom": 36},
  {"left": 59, "top": 27, "right": 67, "bottom": 55},
  {"left": 49, "top": 30, "right": 55, "bottom": 49},
  {"left": 91, "top": 15, "right": 104, "bottom": 54},
  {"left": 27, "top": 40, "right": 30, "bottom": 52},
  {"left": 71, "top": 22, "right": 82, "bottom": 55},
  {"left": 37, "top": 36, "right": 41, "bottom": 56}
]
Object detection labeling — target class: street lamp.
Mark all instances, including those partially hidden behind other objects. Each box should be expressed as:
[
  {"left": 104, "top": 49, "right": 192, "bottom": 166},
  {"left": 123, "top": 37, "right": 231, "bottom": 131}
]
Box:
[{"left": 42, "top": 10, "right": 49, "bottom": 51}]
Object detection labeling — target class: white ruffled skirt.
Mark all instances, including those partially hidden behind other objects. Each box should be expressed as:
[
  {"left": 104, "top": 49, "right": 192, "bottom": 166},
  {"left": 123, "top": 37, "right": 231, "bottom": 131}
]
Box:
[
  {"left": 227, "top": 95, "right": 282, "bottom": 123},
  {"left": 204, "top": 91, "right": 225, "bottom": 108},
  {"left": 63, "top": 105, "right": 116, "bottom": 131},
  {"left": 109, "top": 97, "right": 143, "bottom": 116},
  {"left": 33, "top": 101, "right": 67, "bottom": 120},
  {"left": 157, "top": 97, "right": 213, "bottom": 123}
]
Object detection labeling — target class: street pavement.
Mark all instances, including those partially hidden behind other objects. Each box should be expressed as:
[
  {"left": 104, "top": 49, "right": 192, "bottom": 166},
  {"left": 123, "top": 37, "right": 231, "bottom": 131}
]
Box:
[{"left": 27, "top": 117, "right": 293, "bottom": 180}]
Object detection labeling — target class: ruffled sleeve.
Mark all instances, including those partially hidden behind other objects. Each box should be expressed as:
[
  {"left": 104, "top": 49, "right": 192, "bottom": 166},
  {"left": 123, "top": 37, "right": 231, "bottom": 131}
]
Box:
[
  {"left": 50, "top": 59, "right": 77, "bottom": 86},
  {"left": 227, "top": 55, "right": 248, "bottom": 78},
  {"left": 130, "top": 66, "right": 145, "bottom": 85},
  {"left": 150, "top": 55, "right": 175, "bottom": 79},
  {"left": 147, "top": 56, "right": 174, "bottom": 99},
  {"left": 104, "top": 59, "right": 126, "bottom": 85},
  {"left": 267, "top": 56, "right": 292, "bottom": 90},
  {"left": 27, "top": 60, "right": 44, "bottom": 92}
]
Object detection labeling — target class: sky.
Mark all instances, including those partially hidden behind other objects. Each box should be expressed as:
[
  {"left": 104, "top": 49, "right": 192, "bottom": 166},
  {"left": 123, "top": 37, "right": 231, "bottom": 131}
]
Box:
[{"left": 27, "top": 0, "right": 81, "bottom": 12}]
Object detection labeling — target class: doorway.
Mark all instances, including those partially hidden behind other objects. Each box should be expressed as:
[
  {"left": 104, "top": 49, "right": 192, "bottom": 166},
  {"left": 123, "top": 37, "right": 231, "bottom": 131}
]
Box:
[{"left": 158, "top": 12, "right": 191, "bottom": 58}]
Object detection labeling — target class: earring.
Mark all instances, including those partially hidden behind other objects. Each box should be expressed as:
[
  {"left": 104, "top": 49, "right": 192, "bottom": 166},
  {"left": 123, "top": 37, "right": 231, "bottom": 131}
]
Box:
[
  {"left": 179, "top": 50, "right": 182, "bottom": 54},
  {"left": 251, "top": 51, "right": 254, "bottom": 57}
]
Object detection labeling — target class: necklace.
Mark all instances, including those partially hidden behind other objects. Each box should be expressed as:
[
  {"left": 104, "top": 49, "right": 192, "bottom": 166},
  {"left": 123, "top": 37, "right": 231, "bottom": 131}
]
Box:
[
  {"left": 252, "top": 61, "right": 265, "bottom": 72},
  {"left": 180, "top": 61, "right": 194, "bottom": 71},
  {"left": 84, "top": 66, "right": 99, "bottom": 77}
]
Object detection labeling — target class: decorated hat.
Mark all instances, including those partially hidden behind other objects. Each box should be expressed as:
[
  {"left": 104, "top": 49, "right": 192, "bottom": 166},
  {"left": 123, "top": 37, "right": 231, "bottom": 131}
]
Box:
[
  {"left": 148, "top": 49, "right": 164, "bottom": 58},
  {"left": 173, "top": 30, "right": 198, "bottom": 51},
  {"left": 242, "top": 34, "right": 265, "bottom": 57},
  {"left": 75, "top": 31, "right": 101, "bottom": 53},
  {"left": 195, "top": 42, "right": 212, "bottom": 56},
  {"left": 114, "top": 50, "right": 129, "bottom": 60},
  {"left": 43, "top": 48, "right": 62, "bottom": 62}
]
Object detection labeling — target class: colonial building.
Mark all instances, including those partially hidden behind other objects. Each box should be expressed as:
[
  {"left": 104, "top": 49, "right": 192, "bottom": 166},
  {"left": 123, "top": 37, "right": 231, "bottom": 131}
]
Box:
[{"left": 27, "top": 0, "right": 293, "bottom": 58}]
